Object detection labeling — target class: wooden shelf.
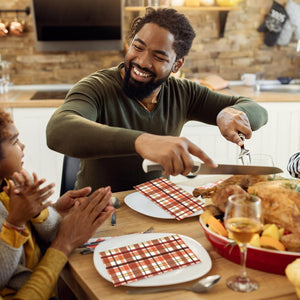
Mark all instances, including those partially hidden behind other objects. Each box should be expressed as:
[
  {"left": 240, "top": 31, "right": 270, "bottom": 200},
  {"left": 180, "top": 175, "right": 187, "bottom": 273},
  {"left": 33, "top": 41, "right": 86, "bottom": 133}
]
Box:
[
  {"left": 125, "top": 6, "right": 242, "bottom": 38},
  {"left": 125, "top": 6, "right": 241, "bottom": 12}
]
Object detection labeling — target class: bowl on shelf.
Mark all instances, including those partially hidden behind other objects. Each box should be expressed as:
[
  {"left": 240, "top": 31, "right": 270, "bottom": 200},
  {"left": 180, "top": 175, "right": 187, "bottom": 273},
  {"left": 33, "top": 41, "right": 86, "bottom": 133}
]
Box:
[
  {"left": 277, "top": 77, "right": 293, "bottom": 84},
  {"left": 199, "top": 216, "right": 300, "bottom": 275}
]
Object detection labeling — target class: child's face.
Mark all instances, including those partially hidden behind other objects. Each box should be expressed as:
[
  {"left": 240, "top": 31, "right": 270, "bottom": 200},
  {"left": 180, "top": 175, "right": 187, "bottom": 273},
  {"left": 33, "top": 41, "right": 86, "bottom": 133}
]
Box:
[{"left": 0, "top": 122, "right": 25, "bottom": 179}]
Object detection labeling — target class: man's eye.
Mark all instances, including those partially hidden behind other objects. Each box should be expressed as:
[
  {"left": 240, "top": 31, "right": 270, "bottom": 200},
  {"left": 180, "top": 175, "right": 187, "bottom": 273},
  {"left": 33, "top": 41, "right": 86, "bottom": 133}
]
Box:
[
  {"left": 154, "top": 56, "right": 165, "bottom": 62},
  {"left": 133, "top": 44, "right": 143, "bottom": 51}
]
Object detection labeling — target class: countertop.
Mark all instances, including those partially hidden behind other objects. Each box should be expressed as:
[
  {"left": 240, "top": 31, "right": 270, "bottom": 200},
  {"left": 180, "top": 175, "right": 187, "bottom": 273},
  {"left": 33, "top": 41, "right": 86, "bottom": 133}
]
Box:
[{"left": 1, "top": 82, "right": 300, "bottom": 108}]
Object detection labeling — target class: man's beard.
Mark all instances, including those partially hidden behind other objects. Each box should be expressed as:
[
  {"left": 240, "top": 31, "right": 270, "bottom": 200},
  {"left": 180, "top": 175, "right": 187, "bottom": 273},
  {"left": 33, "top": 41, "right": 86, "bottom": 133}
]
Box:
[{"left": 122, "top": 63, "right": 169, "bottom": 101}]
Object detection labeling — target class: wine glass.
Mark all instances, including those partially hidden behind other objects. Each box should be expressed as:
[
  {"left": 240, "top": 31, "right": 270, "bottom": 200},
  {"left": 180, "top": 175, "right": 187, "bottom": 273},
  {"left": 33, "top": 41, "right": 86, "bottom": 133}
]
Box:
[{"left": 224, "top": 194, "right": 263, "bottom": 292}]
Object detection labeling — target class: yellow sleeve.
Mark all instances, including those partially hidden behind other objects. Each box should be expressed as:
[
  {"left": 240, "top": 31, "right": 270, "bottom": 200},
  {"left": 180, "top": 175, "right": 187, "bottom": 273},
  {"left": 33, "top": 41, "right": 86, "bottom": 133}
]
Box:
[
  {"left": 31, "top": 208, "right": 49, "bottom": 224},
  {"left": 0, "top": 226, "right": 29, "bottom": 248},
  {"left": 14, "top": 248, "right": 68, "bottom": 300}
]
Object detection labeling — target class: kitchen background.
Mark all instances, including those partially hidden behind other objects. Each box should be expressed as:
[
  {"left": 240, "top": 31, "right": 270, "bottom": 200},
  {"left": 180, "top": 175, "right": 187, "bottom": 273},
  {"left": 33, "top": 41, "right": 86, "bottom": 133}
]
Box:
[
  {"left": 0, "top": 0, "right": 299, "bottom": 199},
  {"left": 0, "top": 0, "right": 299, "bottom": 85}
]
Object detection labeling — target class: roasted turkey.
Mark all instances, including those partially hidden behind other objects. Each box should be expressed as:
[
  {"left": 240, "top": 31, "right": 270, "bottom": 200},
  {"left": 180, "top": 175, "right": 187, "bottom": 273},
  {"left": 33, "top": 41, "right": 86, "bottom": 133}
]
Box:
[{"left": 193, "top": 175, "right": 300, "bottom": 251}]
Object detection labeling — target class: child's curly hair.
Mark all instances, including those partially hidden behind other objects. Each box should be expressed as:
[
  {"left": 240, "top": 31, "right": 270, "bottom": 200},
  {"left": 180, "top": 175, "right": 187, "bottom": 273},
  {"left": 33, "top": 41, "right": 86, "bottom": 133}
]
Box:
[{"left": 0, "top": 109, "right": 13, "bottom": 159}]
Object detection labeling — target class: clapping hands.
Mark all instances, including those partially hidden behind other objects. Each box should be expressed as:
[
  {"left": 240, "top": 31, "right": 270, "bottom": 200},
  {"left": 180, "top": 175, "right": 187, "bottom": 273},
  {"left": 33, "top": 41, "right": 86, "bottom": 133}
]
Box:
[
  {"left": 5, "top": 170, "right": 55, "bottom": 227},
  {"left": 51, "top": 186, "right": 115, "bottom": 256}
]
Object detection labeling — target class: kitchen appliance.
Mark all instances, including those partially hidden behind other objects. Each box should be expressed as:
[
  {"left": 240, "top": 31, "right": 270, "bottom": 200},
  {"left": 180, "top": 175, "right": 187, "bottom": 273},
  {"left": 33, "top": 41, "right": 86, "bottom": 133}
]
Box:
[{"left": 31, "top": 0, "right": 124, "bottom": 52}]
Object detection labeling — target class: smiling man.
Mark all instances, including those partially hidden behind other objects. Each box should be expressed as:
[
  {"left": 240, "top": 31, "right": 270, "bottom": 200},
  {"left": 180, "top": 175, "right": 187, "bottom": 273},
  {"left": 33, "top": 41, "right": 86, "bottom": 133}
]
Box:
[{"left": 46, "top": 8, "right": 268, "bottom": 192}]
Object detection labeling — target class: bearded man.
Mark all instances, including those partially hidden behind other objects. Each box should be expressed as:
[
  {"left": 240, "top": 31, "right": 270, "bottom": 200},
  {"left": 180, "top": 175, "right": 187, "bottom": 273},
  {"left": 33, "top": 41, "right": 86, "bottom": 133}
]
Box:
[{"left": 46, "top": 8, "right": 268, "bottom": 192}]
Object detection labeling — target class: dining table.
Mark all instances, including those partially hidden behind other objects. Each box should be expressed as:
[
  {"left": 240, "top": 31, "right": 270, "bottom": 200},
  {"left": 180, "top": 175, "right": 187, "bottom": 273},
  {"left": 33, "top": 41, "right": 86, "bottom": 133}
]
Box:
[{"left": 60, "top": 175, "right": 298, "bottom": 300}]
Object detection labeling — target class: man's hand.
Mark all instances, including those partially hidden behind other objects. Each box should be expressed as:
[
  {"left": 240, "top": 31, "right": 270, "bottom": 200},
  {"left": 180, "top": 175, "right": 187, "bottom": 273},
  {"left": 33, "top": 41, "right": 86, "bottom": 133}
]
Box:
[
  {"left": 216, "top": 107, "right": 252, "bottom": 146},
  {"left": 51, "top": 186, "right": 115, "bottom": 256},
  {"left": 135, "top": 133, "right": 217, "bottom": 176},
  {"left": 52, "top": 187, "right": 92, "bottom": 217}
]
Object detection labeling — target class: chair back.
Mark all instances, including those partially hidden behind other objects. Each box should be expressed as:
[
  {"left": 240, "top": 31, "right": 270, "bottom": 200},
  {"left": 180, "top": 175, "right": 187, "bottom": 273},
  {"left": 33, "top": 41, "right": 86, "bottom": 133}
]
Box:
[{"left": 60, "top": 156, "right": 80, "bottom": 196}]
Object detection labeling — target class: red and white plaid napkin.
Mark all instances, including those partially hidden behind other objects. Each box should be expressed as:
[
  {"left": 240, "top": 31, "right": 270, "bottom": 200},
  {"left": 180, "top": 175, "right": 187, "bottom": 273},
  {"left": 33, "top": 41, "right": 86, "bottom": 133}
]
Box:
[
  {"left": 134, "top": 177, "right": 204, "bottom": 220},
  {"left": 99, "top": 234, "right": 201, "bottom": 287}
]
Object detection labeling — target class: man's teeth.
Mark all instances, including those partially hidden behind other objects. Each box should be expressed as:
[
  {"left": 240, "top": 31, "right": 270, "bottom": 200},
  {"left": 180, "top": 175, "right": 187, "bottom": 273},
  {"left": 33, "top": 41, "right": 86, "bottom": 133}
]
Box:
[{"left": 134, "top": 67, "right": 150, "bottom": 78}]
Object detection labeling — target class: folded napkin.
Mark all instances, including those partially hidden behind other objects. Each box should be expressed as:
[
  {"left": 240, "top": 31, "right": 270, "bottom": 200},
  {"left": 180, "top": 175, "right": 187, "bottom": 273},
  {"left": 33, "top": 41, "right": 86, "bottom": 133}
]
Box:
[
  {"left": 134, "top": 177, "right": 204, "bottom": 220},
  {"left": 99, "top": 234, "right": 201, "bottom": 287}
]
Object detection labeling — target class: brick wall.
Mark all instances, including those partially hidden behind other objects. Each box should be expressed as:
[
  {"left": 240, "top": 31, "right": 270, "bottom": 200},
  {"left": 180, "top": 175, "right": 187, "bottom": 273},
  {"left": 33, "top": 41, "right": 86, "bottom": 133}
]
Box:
[{"left": 0, "top": 0, "right": 299, "bottom": 84}]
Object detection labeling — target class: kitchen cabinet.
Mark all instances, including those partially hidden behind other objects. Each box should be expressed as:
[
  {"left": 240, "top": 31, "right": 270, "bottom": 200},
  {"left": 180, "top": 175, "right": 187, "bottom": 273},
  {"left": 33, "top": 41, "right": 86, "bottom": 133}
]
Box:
[
  {"left": 11, "top": 107, "right": 64, "bottom": 201},
  {"left": 125, "top": 5, "right": 242, "bottom": 37}
]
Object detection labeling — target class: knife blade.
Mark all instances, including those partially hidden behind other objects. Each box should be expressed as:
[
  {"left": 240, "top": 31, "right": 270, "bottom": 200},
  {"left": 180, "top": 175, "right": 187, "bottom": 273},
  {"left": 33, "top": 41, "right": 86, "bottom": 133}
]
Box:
[{"left": 142, "top": 159, "right": 283, "bottom": 175}]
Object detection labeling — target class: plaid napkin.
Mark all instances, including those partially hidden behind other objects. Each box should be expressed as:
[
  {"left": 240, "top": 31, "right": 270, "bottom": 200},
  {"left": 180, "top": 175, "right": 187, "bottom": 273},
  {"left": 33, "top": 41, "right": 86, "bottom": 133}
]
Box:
[
  {"left": 134, "top": 177, "right": 204, "bottom": 220},
  {"left": 99, "top": 234, "right": 201, "bottom": 287}
]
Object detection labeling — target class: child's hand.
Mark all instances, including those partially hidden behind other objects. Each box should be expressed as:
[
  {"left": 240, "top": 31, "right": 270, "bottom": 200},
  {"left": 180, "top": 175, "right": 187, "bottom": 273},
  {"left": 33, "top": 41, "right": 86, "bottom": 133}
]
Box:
[
  {"left": 11, "top": 169, "right": 35, "bottom": 192},
  {"left": 52, "top": 186, "right": 92, "bottom": 217},
  {"left": 5, "top": 173, "right": 55, "bottom": 227}
]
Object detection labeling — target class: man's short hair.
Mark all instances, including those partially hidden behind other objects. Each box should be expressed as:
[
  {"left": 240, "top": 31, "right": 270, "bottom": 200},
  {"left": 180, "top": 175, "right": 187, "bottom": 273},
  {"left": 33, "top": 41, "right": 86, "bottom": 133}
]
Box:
[{"left": 129, "top": 7, "right": 196, "bottom": 60}]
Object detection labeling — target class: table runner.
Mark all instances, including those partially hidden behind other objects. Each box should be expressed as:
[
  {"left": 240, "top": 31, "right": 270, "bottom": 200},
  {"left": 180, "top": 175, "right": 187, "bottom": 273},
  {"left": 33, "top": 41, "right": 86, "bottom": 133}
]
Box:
[
  {"left": 134, "top": 177, "right": 204, "bottom": 220},
  {"left": 99, "top": 234, "right": 201, "bottom": 287}
]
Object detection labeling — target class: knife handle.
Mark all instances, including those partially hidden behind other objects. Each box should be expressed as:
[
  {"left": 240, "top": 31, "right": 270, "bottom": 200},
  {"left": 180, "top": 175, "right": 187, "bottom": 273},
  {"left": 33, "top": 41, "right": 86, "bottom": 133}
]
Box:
[{"left": 142, "top": 159, "right": 200, "bottom": 174}]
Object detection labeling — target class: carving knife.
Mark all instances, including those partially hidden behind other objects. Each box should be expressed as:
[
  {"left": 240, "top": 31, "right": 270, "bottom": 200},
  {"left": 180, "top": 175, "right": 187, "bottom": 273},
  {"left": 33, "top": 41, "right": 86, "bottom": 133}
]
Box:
[{"left": 142, "top": 159, "right": 283, "bottom": 175}]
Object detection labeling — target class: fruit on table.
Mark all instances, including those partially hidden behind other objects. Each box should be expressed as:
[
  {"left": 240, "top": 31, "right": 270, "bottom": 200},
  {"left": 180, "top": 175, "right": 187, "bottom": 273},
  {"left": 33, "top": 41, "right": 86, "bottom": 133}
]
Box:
[
  {"left": 262, "top": 224, "right": 280, "bottom": 240},
  {"left": 200, "top": 211, "right": 228, "bottom": 237},
  {"left": 249, "top": 233, "right": 261, "bottom": 248},
  {"left": 260, "top": 236, "right": 286, "bottom": 251},
  {"left": 285, "top": 258, "right": 300, "bottom": 299},
  {"left": 207, "top": 216, "right": 228, "bottom": 237}
]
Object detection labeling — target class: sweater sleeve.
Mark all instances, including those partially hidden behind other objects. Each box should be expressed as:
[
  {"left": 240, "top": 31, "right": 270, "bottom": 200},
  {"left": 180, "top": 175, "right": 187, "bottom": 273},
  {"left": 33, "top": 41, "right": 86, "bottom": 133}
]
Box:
[
  {"left": 0, "top": 234, "right": 26, "bottom": 289},
  {"left": 46, "top": 107, "right": 144, "bottom": 158},
  {"left": 0, "top": 204, "right": 29, "bottom": 289},
  {"left": 230, "top": 97, "right": 268, "bottom": 131},
  {"left": 185, "top": 81, "right": 268, "bottom": 131},
  {"left": 14, "top": 248, "right": 68, "bottom": 300},
  {"left": 31, "top": 207, "right": 62, "bottom": 243}
]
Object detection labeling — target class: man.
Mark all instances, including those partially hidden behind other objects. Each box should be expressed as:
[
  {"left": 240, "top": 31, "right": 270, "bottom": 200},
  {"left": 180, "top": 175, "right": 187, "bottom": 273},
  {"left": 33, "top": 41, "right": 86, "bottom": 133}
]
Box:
[{"left": 46, "top": 8, "right": 268, "bottom": 192}]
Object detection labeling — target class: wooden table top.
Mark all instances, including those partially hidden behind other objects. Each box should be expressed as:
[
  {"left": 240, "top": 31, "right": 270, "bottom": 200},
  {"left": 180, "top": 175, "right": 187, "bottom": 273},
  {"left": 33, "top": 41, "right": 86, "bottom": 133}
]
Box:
[{"left": 62, "top": 177, "right": 298, "bottom": 300}]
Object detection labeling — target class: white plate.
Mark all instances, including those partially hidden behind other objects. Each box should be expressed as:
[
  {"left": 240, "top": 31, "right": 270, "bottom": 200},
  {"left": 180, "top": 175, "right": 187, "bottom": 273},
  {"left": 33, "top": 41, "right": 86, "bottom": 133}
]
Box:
[
  {"left": 124, "top": 185, "right": 204, "bottom": 219},
  {"left": 93, "top": 233, "right": 212, "bottom": 287}
]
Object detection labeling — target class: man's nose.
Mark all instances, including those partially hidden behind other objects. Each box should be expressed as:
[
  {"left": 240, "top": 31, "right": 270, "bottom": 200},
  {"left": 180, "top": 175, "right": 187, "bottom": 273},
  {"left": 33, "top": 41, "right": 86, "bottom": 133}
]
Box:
[{"left": 137, "top": 51, "right": 152, "bottom": 69}]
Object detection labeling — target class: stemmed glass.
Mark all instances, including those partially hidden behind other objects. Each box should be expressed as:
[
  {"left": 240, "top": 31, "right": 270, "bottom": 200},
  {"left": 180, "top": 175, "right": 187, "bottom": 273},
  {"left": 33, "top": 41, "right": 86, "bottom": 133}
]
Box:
[{"left": 224, "top": 194, "right": 263, "bottom": 292}]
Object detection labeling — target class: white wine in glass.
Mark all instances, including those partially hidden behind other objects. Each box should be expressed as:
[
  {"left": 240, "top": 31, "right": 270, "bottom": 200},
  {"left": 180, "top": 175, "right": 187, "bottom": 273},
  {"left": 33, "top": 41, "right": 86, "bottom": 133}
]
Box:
[{"left": 224, "top": 194, "right": 263, "bottom": 292}]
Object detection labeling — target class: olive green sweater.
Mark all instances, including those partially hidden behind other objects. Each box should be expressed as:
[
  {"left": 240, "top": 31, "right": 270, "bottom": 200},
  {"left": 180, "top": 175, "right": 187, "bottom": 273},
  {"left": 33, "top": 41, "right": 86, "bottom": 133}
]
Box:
[{"left": 46, "top": 63, "right": 268, "bottom": 192}]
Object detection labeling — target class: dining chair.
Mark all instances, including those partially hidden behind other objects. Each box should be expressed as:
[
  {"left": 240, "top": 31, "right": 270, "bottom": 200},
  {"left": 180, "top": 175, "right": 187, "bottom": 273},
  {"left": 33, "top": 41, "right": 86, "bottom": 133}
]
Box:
[{"left": 60, "top": 155, "right": 80, "bottom": 196}]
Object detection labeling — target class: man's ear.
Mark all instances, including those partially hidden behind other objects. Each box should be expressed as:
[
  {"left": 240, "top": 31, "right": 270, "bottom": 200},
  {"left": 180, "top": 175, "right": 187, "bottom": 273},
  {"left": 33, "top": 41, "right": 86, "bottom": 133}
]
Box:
[{"left": 172, "top": 58, "right": 184, "bottom": 73}]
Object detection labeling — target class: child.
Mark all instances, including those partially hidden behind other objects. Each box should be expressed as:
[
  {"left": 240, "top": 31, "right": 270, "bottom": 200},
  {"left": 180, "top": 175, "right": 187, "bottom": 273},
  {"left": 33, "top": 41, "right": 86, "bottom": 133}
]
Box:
[
  {"left": 0, "top": 109, "right": 95, "bottom": 299},
  {"left": 9, "top": 186, "right": 114, "bottom": 300},
  {"left": 287, "top": 152, "right": 300, "bottom": 179}
]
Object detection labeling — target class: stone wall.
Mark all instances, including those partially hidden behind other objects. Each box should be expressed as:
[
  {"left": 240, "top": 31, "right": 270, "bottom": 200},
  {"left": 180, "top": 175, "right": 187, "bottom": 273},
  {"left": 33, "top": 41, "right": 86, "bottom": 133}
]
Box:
[{"left": 0, "top": 0, "right": 299, "bottom": 84}]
